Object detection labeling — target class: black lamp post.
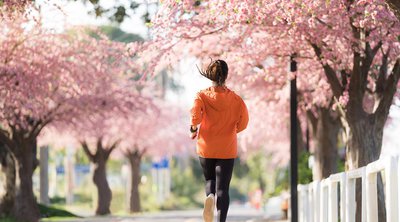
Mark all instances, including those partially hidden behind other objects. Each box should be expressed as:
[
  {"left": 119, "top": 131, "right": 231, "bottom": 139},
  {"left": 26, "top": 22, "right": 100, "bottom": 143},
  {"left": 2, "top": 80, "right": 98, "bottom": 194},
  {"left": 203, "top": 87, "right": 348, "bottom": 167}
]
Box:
[{"left": 290, "top": 54, "right": 298, "bottom": 222}]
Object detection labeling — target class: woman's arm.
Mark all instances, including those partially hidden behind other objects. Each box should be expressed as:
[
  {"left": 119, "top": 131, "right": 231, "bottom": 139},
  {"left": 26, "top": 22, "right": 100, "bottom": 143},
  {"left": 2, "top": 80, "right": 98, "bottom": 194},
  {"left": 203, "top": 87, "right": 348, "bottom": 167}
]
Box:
[
  {"left": 190, "top": 93, "right": 204, "bottom": 126},
  {"left": 237, "top": 99, "right": 249, "bottom": 133},
  {"left": 190, "top": 93, "right": 204, "bottom": 139}
]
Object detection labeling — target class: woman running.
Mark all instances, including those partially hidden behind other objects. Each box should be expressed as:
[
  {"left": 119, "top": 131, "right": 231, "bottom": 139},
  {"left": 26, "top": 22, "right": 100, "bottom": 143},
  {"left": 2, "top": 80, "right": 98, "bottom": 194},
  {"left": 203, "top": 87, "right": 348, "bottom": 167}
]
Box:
[{"left": 190, "top": 59, "right": 249, "bottom": 222}]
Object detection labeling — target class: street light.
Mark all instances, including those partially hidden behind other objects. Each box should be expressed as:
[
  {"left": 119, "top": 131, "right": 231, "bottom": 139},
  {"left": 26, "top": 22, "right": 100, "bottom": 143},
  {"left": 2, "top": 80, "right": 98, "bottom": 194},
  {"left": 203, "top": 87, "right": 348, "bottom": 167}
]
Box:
[{"left": 290, "top": 54, "right": 298, "bottom": 222}]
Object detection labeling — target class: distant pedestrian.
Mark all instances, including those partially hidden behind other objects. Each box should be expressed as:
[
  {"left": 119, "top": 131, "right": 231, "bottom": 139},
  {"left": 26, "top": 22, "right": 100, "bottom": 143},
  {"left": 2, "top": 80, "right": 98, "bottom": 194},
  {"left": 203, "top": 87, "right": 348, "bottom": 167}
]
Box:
[
  {"left": 280, "top": 191, "right": 290, "bottom": 219},
  {"left": 190, "top": 59, "right": 249, "bottom": 222}
]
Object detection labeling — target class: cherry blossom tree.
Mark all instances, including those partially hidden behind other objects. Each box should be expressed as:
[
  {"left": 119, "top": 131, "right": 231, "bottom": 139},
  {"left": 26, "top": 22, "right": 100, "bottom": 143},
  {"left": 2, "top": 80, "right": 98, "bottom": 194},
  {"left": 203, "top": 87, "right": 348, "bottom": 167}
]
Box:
[
  {"left": 119, "top": 100, "right": 190, "bottom": 213},
  {"left": 79, "top": 124, "right": 120, "bottom": 215},
  {"left": 45, "top": 77, "right": 188, "bottom": 214},
  {"left": 119, "top": 110, "right": 158, "bottom": 213},
  {"left": 0, "top": 9, "right": 136, "bottom": 221},
  {"left": 76, "top": 115, "right": 129, "bottom": 215},
  {"left": 69, "top": 83, "right": 154, "bottom": 215},
  {"left": 39, "top": 86, "right": 157, "bottom": 215}
]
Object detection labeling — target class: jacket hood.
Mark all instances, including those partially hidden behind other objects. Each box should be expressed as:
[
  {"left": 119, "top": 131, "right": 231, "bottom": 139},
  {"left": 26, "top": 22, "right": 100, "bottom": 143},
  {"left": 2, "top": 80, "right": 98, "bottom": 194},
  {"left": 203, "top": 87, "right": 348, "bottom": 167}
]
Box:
[{"left": 200, "top": 86, "right": 236, "bottom": 111}]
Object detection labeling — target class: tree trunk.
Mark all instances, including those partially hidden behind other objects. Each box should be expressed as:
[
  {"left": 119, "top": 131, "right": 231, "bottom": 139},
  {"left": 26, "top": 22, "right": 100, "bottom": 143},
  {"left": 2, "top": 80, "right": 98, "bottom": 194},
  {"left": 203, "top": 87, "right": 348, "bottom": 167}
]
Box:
[
  {"left": 12, "top": 137, "right": 40, "bottom": 222},
  {"left": 81, "top": 140, "right": 114, "bottom": 215},
  {"left": 346, "top": 118, "right": 383, "bottom": 169},
  {"left": 92, "top": 157, "right": 112, "bottom": 215},
  {"left": 313, "top": 107, "right": 341, "bottom": 180},
  {"left": 126, "top": 151, "right": 142, "bottom": 213},
  {"left": 0, "top": 147, "right": 16, "bottom": 217},
  {"left": 346, "top": 114, "right": 386, "bottom": 222}
]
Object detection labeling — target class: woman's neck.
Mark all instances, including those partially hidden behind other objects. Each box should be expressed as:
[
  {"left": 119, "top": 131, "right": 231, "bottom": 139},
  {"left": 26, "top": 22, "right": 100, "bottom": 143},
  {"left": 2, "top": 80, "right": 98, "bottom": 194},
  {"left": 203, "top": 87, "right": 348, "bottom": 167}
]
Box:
[{"left": 212, "top": 82, "right": 225, "bottom": 87}]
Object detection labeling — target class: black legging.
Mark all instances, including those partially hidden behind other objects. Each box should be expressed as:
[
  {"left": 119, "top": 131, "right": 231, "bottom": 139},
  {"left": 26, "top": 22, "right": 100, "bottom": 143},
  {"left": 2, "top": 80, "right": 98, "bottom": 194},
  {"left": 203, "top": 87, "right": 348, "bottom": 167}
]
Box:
[{"left": 199, "top": 157, "right": 234, "bottom": 222}]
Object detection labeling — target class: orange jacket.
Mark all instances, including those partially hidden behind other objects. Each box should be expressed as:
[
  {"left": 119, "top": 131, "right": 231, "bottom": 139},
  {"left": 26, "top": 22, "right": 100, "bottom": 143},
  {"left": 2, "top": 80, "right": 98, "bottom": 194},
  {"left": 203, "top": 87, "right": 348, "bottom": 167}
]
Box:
[{"left": 190, "top": 86, "right": 249, "bottom": 159}]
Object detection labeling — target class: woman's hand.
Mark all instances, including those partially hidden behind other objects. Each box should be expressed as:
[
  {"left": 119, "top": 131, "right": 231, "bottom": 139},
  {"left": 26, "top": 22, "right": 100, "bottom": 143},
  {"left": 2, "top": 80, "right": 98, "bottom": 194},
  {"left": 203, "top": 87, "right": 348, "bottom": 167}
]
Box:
[
  {"left": 189, "top": 125, "right": 198, "bottom": 140},
  {"left": 190, "top": 131, "right": 197, "bottom": 140}
]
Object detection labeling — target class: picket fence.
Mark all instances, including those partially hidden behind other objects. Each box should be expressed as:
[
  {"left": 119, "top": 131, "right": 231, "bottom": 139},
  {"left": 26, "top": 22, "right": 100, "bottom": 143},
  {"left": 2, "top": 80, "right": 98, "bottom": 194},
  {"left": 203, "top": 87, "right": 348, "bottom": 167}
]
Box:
[{"left": 297, "top": 156, "right": 399, "bottom": 222}]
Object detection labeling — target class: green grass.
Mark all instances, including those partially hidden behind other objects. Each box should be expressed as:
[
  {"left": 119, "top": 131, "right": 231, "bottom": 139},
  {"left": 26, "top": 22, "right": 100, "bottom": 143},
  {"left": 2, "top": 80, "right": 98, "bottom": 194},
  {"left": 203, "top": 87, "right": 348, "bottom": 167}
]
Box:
[
  {"left": 41, "top": 217, "right": 79, "bottom": 222},
  {"left": 39, "top": 203, "right": 79, "bottom": 218},
  {"left": 0, "top": 217, "right": 17, "bottom": 222},
  {"left": 0, "top": 204, "right": 79, "bottom": 222}
]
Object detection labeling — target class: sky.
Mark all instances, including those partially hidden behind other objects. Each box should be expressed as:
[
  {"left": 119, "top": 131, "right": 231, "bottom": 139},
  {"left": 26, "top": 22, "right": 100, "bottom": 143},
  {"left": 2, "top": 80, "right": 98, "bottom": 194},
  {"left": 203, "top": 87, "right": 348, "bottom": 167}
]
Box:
[
  {"left": 36, "top": 0, "right": 150, "bottom": 37},
  {"left": 35, "top": 0, "right": 400, "bottom": 156}
]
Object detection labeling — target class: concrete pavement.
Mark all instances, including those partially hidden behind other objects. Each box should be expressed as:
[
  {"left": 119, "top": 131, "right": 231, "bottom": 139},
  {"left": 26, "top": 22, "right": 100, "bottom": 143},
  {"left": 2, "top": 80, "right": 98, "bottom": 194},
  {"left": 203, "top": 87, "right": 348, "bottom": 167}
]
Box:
[{"left": 41, "top": 204, "right": 288, "bottom": 222}]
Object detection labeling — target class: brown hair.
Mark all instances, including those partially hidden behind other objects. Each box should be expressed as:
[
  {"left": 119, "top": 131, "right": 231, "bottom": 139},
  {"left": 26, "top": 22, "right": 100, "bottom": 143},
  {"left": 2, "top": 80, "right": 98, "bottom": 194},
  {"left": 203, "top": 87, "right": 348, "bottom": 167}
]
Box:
[{"left": 197, "top": 59, "right": 228, "bottom": 86}]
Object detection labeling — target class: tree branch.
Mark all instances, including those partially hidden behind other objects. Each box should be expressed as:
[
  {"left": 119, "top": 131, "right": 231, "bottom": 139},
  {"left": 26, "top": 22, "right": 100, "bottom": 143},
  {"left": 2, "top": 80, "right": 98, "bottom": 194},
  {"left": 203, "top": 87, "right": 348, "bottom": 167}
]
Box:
[
  {"left": 310, "top": 43, "right": 343, "bottom": 98},
  {"left": 376, "top": 49, "right": 390, "bottom": 96},
  {"left": 30, "top": 119, "right": 43, "bottom": 139},
  {"left": 29, "top": 102, "right": 63, "bottom": 138},
  {"left": 345, "top": 5, "right": 366, "bottom": 108},
  {"left": 81, "top": 141, "right": 95, "bottom": 162},
  {"left": 3, "top": 38, "right": 28, "bottom": 64},
  {"left": 362, "top": 39, "right": 382, "bottom": 80},
  {"left": 139, "top": 147, "right": 147, "bottom": 159},
  {"left": 126, "top": 144, "right": 147, "bottom": 158},
  {"left": 375, "top": 59, "right": 400, "bottom": 120},
  {"left": 314, "top": 17, "right": 333, "bottom": 29},
  {"left": 105, "top": 139, "right": 120, "bottom": 160}
]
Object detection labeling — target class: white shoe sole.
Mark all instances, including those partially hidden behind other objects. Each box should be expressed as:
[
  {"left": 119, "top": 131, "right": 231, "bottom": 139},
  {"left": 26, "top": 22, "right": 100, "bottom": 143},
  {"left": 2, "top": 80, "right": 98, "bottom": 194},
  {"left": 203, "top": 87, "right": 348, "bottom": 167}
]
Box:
[{"left": 203, "top": 195, "right": 214, "bottom": 222}]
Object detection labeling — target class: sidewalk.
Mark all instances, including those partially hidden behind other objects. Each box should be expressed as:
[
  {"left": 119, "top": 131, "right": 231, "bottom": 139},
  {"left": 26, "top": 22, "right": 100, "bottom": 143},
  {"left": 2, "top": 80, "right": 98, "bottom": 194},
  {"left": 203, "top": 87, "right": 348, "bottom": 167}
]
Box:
[
  {"left": 40, "top": 206, "right": 288, "bottom": 222},
  {"left": 41, "top": 203, "right": 288, "bottom": 222},
  {"left": 41, "top": 217, "right": 288, "bottom": 222}
]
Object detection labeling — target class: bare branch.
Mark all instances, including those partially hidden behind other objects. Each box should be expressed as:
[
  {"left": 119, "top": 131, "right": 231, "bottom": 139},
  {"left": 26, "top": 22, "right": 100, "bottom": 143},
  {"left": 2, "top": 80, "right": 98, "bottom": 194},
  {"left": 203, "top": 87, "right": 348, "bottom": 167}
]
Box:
[
  {"left": 345, "top": 5, "right": 365, "bottom": 103},
  {"left": 96, "top": 136, "right": 103, "bottom": 155},
  {"left": 81, "top": 141, "right": 95, "bottom": 162},
  {"left": 376, "top": 49, "right": 390, "bottom": 95},
  {"left": 375, "top": 59, "right": 400, "bottom": 120},
  {"left": 29, "top": 102, "right": 63, "bottom": 138},
  {"left": 341, "top": 70, "right": 349, "bottom": 88},
  {"left": 105, "top": 139, "right": 121, "bottom": 160},
  {"left": 139, "top": 147, "right": 147, "bottom": 158},
  {"left": 310, "top": 43, "right": 343, "bottom": 98},
  {"left": 364, "top": 40, "right": 382, "bottom": 70},
  {"left": 314, "top": 17, "right": 333, "bottom": 29}
]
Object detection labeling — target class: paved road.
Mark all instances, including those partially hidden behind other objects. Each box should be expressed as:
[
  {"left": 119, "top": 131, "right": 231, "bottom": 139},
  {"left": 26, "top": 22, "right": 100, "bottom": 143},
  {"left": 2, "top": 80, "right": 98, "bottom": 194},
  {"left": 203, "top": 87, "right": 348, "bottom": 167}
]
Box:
[{"left": 42, "top": 204, "right": 287, "bottom": 222}]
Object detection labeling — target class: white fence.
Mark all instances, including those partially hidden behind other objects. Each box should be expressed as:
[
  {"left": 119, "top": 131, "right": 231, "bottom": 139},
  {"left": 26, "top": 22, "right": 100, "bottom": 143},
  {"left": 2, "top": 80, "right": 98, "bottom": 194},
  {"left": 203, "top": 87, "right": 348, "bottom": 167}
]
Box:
[{"left": 297, "top": 156, "right": 399, "bottom": 222}]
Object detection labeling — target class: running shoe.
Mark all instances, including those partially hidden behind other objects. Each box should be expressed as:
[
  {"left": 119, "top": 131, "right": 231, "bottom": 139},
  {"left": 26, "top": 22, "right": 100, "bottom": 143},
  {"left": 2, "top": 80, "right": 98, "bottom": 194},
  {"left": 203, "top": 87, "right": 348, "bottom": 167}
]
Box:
[{"left": 203, "top": 193, "right": 215, "bottom": 222}]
